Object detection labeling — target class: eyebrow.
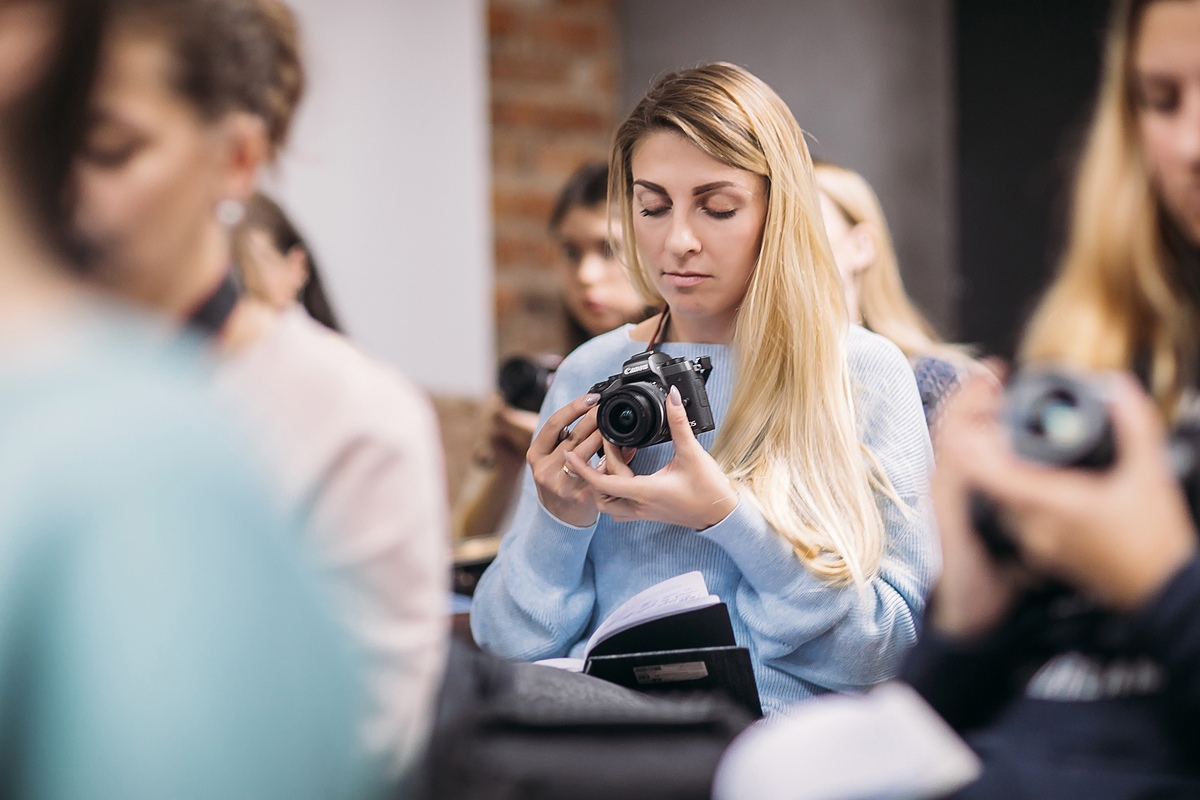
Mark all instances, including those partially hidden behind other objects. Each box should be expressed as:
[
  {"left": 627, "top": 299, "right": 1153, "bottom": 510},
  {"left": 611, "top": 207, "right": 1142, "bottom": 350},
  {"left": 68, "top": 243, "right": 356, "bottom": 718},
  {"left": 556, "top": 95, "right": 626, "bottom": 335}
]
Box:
[{"left": 632, "top": 179, "right": 740, "bottom": 197}]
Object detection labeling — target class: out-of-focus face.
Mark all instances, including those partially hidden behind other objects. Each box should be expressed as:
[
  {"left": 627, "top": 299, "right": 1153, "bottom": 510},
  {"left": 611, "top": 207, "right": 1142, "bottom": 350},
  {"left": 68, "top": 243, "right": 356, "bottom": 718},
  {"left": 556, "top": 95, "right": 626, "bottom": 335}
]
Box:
[
  {"left": 818, "top": 189, "right": 871, "bottom": 324},
  {"left": 239, "top": 227, "right": 307, "bottom": 312},
  {"left": 554, "top": 205, "right": 644, "bottom": 336},
  {"left": 1134, "top": 0, "right": 1200, "bottom": 246},
  {"left": 630, "top": 129, "right": 767, "bottom": 342},
  {"left": 72, "top": 28, "right": 231, "bottom": 307}
]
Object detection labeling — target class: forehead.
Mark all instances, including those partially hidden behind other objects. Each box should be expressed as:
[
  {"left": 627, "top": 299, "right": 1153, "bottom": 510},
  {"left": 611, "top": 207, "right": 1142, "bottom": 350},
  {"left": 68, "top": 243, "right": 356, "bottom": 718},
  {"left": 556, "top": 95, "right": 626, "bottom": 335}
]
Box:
[
  {"left": 90, "top": 27, "right": 191, "bottom": 126},
  {"left": 1133, "top": 1, "right": 1200, "bottom": 75},
  {"left": 556, "top": 205, "right": 609, "bottom": 241},
  {"left": 630, "top": 129, "right": 758, "bottom": 190}
]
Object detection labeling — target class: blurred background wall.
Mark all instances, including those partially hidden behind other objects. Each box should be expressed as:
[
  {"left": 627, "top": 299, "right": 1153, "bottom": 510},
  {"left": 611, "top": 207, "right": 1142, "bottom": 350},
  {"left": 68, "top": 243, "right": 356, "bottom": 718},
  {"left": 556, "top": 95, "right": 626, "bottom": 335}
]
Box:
[{"left": 269, "top": 0, "right": 493, "bottom": 397}]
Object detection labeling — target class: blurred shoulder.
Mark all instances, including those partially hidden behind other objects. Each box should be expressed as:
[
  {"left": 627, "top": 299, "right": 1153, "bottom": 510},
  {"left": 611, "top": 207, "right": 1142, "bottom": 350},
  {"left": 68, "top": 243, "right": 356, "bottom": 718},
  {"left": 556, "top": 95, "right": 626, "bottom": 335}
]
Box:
[{"left": 223, "top": 308, "right": 438, "bottom": 442}]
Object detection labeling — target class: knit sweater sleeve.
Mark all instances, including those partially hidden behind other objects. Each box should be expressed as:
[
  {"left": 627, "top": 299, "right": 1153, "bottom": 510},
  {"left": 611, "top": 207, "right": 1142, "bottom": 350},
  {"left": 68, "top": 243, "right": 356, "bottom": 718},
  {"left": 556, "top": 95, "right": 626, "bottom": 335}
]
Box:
[
  {"left": 469, "top": 343, "right": 608, "bottom": 661},
  {"left": 698, "top": 330, "right": 939, "bottom": 695}
]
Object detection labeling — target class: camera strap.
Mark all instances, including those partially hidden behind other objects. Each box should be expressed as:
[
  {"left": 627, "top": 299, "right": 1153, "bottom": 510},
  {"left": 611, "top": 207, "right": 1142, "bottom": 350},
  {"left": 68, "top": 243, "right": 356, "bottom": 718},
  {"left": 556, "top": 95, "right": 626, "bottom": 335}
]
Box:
[
  {"left": 646, "top": 307, "right": 670, "bottom": 352},
  {"left": 185, "top": 269, "right": 240, "bottom": 337}
]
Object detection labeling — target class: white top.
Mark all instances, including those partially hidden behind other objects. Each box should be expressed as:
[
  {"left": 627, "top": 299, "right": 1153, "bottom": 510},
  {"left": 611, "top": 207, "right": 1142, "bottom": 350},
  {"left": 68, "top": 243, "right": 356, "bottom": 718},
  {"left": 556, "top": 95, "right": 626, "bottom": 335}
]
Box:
[{"left": 214, "top": 307, "right": 449, "bottom": 778}]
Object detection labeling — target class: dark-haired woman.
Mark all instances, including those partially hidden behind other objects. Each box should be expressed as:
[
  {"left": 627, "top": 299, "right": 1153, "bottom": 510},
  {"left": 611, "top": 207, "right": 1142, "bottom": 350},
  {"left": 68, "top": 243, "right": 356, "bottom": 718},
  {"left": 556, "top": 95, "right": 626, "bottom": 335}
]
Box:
[
  {"left": 0, "top": 0, "right": 368, "bottom": 795},
  {"left": 453, "top": 161, "right": 650, "bottom": 542},
  {"left": 70, "top": 0, "right": 448, "bottom": 781},
  {"left": 234, "top": 191, "right": 342, "bottom": 331}
]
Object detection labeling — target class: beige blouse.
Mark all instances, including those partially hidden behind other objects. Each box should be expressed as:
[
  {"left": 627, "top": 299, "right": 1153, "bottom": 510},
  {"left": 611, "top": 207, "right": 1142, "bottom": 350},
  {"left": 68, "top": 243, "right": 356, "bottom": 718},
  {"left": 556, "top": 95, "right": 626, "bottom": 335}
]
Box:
[{"left": 214, "top": 306, "right": 449, "bottom": 779}]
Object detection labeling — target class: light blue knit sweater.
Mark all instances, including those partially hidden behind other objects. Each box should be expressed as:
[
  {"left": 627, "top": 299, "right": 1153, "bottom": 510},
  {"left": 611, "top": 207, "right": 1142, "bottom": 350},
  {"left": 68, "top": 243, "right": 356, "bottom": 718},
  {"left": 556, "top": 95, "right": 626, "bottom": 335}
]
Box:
[{"left": 471, "top": 324, "right": 938, "bottom": 714}]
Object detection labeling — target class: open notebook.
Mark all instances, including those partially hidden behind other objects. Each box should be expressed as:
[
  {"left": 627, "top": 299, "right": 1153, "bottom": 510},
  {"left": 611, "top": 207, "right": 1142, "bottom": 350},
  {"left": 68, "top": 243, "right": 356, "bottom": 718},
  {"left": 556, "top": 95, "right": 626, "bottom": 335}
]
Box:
[{"left": 537, "top": 571, "right": 761, "bottom": 716}]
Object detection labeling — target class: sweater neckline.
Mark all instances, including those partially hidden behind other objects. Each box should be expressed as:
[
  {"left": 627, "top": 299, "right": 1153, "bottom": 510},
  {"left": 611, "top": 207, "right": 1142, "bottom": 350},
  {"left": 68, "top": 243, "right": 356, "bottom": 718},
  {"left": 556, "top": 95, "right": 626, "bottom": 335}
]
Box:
[{"left": 619, "top": 323, "right": 731, "bottom": 352}]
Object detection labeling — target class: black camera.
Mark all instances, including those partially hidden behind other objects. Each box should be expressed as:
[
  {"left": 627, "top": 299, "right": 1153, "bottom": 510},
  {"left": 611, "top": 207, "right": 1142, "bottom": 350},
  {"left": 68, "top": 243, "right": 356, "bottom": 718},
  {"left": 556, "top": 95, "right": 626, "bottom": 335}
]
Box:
[
  {"left": 588, "top": 350, "right": 716, "bottom": 448},
  {"left": 973, "top": 368, "right": 1200, "bottom": 559},
  {"left": 497, "top": 354, "right": 560, "bottom": 413}
]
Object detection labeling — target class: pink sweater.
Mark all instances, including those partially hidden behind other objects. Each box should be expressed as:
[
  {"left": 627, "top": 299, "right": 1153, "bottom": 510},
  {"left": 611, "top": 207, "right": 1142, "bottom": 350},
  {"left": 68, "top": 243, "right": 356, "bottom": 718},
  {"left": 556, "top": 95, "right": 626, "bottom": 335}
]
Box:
[{"left": 214, "top": 307, "right": 449, "bottom": 778}]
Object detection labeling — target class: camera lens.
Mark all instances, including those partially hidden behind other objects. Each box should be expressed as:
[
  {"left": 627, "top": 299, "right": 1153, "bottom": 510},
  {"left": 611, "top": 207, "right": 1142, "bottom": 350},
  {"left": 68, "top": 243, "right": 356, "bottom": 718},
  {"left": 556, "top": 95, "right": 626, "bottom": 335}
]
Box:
[
  {"left": 608, "top": 402, "right": 639, "bottom": 436},
  {"left": 598, "top": 385, "right": 663, "bottom": 447},
  {"left": 1029, "top": 390, "right": 1089, "bottom": 448},
  {"left": 1005, "top": 370, "right": 1114, "bottom": 470}
]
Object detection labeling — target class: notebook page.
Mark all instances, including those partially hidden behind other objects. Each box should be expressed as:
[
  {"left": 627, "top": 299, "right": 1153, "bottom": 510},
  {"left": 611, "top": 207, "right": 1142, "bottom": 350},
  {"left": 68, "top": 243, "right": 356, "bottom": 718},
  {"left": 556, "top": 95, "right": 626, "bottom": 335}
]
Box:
[{"left": 584, "top": 571, "right": 720, "bottom": 657}]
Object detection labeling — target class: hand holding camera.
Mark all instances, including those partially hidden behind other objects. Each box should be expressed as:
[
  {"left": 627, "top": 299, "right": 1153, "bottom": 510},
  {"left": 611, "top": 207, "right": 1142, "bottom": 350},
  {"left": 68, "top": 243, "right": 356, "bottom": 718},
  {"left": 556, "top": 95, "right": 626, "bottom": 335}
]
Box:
[
  {"left": 930, "top": 370, "right": 1198, "bottom": 638},
  {"left": 564, "top": 382, "right": 738, "bottom": 531}
]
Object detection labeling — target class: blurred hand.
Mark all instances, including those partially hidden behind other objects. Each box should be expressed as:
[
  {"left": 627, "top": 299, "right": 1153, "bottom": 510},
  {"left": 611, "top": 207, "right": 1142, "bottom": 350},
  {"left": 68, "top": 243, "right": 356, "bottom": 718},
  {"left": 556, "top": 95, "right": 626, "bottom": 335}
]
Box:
[
  {"left": 928, "top": 375, "right": 1028, "bottom": 638},
  {"left": 528, "top": 393, "right": 605, "bottom": 527},
  {"left": 485, "top": 395, "right": 538, "bottom": 471},
  {"left": 977, "top": 373, "right": 1197, "bottom": 609},
  {"left": 565, "top": 386, "right": 738, "bottom": 530}
]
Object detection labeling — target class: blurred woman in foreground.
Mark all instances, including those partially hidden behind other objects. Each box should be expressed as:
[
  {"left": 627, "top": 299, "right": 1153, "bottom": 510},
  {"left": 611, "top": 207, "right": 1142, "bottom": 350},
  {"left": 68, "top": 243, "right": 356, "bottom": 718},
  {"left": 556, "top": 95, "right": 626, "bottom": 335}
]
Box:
[
  {"left": 71, "top": 0, "right": 447, "bottom": 781},
  {"left": 0, "top": 0, "right": 369, "bottom": 796}
]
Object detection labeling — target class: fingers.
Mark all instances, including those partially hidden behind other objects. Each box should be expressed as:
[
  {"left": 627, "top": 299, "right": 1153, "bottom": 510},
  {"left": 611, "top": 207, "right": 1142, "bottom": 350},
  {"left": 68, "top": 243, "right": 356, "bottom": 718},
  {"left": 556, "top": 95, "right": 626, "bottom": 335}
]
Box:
[
  {"left": 1106, "top": 373, "right": 1168, "bottom": 466},
  {"left": 528, "top": 393, "right": 600, "bottom": 459},
  {"left": 601, "top": 439, "right": 635, "bottom": 478},
  {"left": 565, "top": 450, "right": 642, "bottom": 500},
  {"left": 664, "top": 386, "right": 700, "bottom": 452}
]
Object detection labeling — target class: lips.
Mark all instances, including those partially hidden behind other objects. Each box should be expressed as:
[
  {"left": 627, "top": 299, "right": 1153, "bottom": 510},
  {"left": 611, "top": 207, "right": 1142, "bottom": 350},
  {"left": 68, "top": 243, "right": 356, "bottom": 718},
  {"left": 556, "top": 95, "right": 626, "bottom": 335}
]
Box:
[{"left": 663, "top": 271, "right": 709, "bottom": 288}]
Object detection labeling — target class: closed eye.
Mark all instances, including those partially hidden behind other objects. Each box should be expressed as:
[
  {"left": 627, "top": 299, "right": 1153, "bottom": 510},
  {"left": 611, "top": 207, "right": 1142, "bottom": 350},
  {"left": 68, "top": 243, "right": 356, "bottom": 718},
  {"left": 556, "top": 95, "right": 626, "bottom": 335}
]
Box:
[
  {"left": 705, "top": 208, "right": 736, "bottom": 220},
  {"left": 639, "top": 206, "right": 669, "bottom": 218}
]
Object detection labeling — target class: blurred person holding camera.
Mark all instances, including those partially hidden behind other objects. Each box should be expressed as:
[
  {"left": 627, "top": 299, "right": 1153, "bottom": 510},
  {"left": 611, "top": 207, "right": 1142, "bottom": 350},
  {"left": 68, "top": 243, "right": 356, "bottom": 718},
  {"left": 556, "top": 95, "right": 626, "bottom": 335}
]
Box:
[
  {"left": 233, "top": 190, "right": 343, "bottom": 332},
  {"left": 452, "top": 161, "right": 649, "bottom": 543},
  {"left": 0, "top": 0, "right": 371, "bottom": 796},
  {"left": 815, "top": 161, "right": 984, "bottom": 427},
  {"left": 903, "top": 0, "right": 1200, "bottom": 794},
  {"left": 471, "top": 63, "right": 938, "bottom": 713},
  {"left": 69, "top": 0, "right": 448, "bottom": 783}
]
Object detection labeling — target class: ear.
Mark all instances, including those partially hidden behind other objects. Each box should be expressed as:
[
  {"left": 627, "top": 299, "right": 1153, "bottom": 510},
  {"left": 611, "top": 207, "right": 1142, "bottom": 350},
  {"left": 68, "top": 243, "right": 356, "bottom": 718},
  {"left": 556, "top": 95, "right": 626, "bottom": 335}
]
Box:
[
  {"left": 215, "top": 111, "right": 269, "bottom": 203},
  {"left": 283, "top": 244, "right": 309, "bottom": 297},
  {"left": 0, "top": 2, "right": 57, "bottom": 109},
  {"left": 846, "top": 222, "right": 877, "bottom": 277}
]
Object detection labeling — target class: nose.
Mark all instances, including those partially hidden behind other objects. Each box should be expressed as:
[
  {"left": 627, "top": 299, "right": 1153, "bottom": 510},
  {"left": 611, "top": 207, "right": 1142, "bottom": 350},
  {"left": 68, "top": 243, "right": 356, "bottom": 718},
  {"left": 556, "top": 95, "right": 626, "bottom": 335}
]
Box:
[
  {"left": 665, "top": 212, "right": 700, "bottom": 259},
  {"left": 576, "top": 251, "right": 607, "bottom": 287}
]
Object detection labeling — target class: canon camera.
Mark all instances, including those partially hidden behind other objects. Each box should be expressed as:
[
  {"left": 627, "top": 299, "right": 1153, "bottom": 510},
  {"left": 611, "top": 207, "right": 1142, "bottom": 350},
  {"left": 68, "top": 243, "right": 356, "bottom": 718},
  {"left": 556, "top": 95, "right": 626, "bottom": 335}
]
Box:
[{"left": 588, "top": 350, "right": 715, "bottom": 449}]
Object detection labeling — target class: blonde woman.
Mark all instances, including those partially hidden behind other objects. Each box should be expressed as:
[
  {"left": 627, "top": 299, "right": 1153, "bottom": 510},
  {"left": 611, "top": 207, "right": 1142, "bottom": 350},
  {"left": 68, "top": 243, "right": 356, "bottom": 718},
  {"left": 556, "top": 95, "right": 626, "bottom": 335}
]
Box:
[
  {"left": 471, "top": 63, "right": 938, "bottom": 713},
  {"left": 902, "top": 0, "right": 1200, "bottom": 792},
  {"left": 815, "top": 162, "right": 978, "bottom": 425}
]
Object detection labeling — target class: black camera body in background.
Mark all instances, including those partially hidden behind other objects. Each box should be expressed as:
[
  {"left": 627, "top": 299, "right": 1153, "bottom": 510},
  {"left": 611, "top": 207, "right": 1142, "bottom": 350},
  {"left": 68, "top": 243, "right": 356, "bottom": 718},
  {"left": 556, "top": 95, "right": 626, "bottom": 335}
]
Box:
[
  {"left": 589, "top": 350, "right": 715, "bottom": 449},
  {"left": 973, "top": 368, "right": 1200, "bottom": 560},
  {"left": 497, "top": 355, "right": 560, "bottom": 413}
]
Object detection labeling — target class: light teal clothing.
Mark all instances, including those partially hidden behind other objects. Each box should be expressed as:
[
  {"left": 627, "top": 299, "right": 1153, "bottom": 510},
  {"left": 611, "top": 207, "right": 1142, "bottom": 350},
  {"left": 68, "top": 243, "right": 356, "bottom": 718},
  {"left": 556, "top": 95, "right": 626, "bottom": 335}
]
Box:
[
  {"left": 0, "top": 312, "right": 375, "bottom": 799},
  {"left": 471, "top": 324, "right": 939, "bottom": 715}
]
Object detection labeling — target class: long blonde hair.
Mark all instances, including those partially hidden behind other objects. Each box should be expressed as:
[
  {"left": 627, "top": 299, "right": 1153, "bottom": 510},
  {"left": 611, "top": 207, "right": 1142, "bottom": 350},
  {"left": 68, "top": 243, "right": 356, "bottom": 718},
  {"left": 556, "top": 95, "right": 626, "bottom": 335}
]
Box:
[
  {"left": 1021, "top": 0, "right": 1197, "bottom": 417},
  {"left": 814, "top": 162, "right": 970, "bottom": 366},
  {"left": 610, "top": 63, "right": 889, "bottom": 585}
]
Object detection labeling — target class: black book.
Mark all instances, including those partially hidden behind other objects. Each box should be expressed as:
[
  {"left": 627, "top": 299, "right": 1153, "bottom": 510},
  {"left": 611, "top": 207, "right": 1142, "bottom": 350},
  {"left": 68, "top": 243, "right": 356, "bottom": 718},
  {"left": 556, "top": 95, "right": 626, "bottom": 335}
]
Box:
[{"left": 537, "top": 572, "right": 762, "bottom": 716}]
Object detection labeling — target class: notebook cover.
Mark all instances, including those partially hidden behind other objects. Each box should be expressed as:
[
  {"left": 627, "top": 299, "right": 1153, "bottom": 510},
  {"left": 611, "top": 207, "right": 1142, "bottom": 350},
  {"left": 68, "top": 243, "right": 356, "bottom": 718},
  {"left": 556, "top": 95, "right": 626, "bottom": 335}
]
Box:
[
  {"left": 586, "top": 602, "right": 737, "bottom": 659},
  {"left": 584, "top": 645, "right": 762, "bottom": 717}
]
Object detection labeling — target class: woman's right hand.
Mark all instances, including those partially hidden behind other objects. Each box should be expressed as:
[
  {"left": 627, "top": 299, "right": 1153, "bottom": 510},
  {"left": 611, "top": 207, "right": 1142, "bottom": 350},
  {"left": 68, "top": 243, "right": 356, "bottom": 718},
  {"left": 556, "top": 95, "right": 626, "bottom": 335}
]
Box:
[{"left": 527, "top": 393, "right": 604, "bottom": 527}]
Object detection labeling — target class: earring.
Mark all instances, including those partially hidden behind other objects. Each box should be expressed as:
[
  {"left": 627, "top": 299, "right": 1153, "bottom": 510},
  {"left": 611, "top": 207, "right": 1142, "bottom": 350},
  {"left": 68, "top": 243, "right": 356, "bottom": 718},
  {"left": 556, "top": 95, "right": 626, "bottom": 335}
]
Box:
[{"left": 216, "top": 198, "right": 246, "bottom": 227}]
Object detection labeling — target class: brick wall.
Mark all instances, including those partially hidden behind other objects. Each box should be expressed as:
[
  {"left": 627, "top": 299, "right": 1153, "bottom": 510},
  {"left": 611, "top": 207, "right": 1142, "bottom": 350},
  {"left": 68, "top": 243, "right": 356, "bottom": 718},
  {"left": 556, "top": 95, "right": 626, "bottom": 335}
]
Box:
[
  {"left": 490, "top": 0, "right": 621, "bottom": 360},
  {"left": 437, "top": 0, "right": 620, "bottom": 506}
]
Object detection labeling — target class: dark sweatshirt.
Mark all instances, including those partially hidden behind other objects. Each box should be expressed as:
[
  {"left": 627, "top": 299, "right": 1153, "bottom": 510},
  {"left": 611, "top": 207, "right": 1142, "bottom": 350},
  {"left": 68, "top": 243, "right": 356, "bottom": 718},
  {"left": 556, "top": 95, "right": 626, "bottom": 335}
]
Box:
[{"left": 902, "top": 557, "right": 1200, "bottom": 798}]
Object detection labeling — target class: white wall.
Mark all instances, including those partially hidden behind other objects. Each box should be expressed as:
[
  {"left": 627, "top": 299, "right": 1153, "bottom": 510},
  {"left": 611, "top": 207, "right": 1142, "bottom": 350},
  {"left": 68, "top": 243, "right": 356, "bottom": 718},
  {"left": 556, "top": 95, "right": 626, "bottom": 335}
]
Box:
[{"left": 268, "top": 0, "right": 493, "bottom": 395}]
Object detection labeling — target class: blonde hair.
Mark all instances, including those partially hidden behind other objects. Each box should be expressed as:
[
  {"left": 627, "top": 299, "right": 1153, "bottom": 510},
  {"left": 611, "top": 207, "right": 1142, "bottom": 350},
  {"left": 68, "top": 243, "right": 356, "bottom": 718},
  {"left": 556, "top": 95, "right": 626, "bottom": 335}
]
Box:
[
  {"left": 814, "top": 162, "right": 971, "bottom": 366},
  {"left": 610, "top": 63, "right": 890, "bottom": 585},
  {"left": 1021, "top": 0, "right": 1197, "bottom": 418}
]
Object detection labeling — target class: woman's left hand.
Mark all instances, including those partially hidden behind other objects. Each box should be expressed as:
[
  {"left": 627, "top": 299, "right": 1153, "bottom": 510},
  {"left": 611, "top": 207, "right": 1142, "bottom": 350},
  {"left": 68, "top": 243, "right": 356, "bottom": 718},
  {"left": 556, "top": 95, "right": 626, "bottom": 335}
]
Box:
[{"left": 564, "top": 386, "right": 739, "bottom": 530}]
